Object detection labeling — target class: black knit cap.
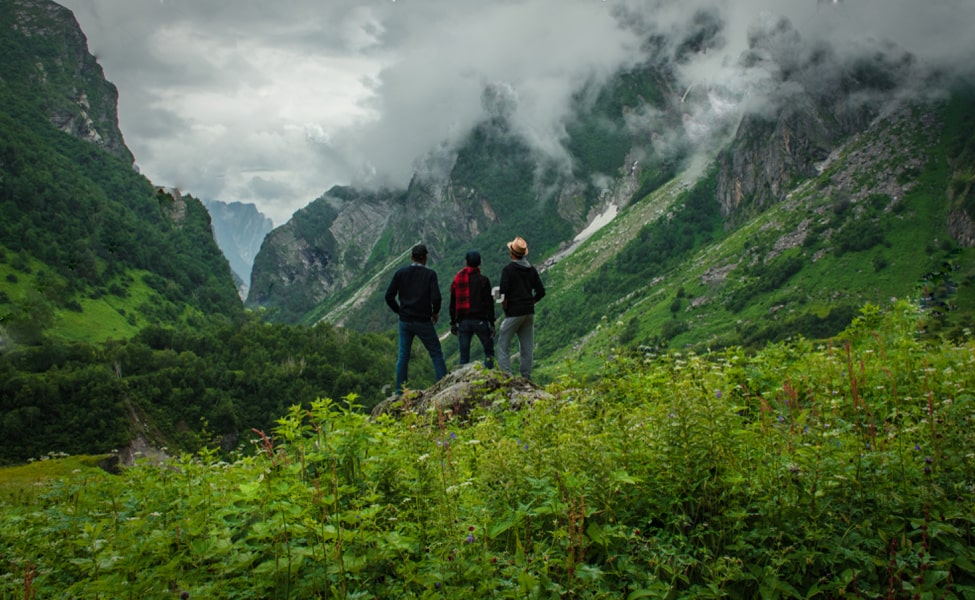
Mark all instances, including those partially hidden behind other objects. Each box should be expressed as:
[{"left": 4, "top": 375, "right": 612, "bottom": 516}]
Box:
[{"left": 465, "top": 250, "right": 481, "bottom": 267}]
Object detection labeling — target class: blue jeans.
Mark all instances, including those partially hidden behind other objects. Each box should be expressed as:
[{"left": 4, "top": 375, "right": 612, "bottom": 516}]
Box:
[
  {"left": 496, "top": 314, "right": 534, "bottom": 379},
  {"left": 396, "top": 320, "right": 447, "bottom": 394},
  {"left": 458, "top": 319, "right": 495, "bottom": 369}
]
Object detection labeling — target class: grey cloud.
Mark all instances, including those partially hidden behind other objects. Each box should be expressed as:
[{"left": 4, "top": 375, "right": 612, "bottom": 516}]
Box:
[
  {"left": 246, "top": 176, "right": 297, "bottom": 201},
  {"left": 57, "top": 0, "right": 975, "bottom": 225}
]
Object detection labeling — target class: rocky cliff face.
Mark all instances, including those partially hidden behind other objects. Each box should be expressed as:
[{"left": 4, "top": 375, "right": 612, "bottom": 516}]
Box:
[
  {"left": 2, "top": 0, "right": 133, "bottom": 163},
  {"left": 247, "top": 188, "right": 404, "bottom": 321},
  {"left": 712, "top": 16, "right": 916, "bottom": 225},
  {"left": 203, "top": 200, "right": 274, "bottom": 298}
]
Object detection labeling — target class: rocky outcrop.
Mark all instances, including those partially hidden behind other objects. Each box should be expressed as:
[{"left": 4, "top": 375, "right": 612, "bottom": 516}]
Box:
[
  {"left": 712, "top": 16, "right": 917, "bottom": 224},
  {"left": 948, "top": 209, "right": 975, "bottom": 248},
  {"left": 715, "top": 98, "right": 839, "bottom": 221},
  {"left": 3, "top": 0, "right": 134, "bottom": 163},
  {"left": 371, "top": 363, "right": 553, "bottom": 420}
]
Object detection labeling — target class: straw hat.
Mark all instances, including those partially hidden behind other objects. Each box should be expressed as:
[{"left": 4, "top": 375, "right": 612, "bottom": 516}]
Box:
[{"left": 507, "top": 236, "right": 528, "bottom": 258}]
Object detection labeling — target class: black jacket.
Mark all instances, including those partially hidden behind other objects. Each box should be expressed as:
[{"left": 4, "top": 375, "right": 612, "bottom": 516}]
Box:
[
  {"left": 449, "top": 268, "right": 495, "bottom": 324},
  {"left": 499, "top": 259, "right": 545, "bottom": 317},
  {"left": 385, "top": 264, "right": 442, "bottom": 322}
]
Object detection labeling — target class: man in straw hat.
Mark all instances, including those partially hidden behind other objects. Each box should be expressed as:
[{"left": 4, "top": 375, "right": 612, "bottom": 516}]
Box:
[
  {"left": 497, "top": 236, "right": 546, "bottom": 380},
  {"left": 384, "top": 243, "right": 448, "bottom": 394}
]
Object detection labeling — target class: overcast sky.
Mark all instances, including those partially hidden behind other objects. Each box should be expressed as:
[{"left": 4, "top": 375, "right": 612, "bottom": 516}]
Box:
[{"left": 57, "top": 0, "right": 975, "bottom": 225}]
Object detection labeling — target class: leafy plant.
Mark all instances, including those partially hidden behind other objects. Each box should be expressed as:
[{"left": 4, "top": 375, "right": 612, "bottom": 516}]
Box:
[{"left": 3, "top": 303, "right": 973, "bottom": 598}]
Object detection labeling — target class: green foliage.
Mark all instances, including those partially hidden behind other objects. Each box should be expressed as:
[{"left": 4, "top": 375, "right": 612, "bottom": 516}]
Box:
[
  {"left": 0, "top": 23, "right": 241, "bottom": 345},
  {"left": 725, "top": 254, "right": 805, "bottom": 313},
  {"left": 0, "top": 314, "right": 396, "bottom": 464},
  {"left": 3, "top": 306, "right": 974, "bottom": 598},
  {"left": 540, "top": 168, "right": 723, "bottom": 356}
]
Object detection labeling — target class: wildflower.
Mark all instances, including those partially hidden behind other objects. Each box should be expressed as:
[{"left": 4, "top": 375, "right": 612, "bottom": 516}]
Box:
[
  {"left": 715, "top": 390, "right": 723, "bottom": 399},
  {"left": 914, "top": 444, "right": 921, "bottom": 451},
  {"left": 450, "top": 431, "right": 457, "bottom": 440},
  {"left": 465, "top": 534, "right": 475, "bottom": 544}
]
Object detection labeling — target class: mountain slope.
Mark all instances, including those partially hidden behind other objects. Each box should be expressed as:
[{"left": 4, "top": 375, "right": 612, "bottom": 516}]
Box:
[
  {"left": 0, "top": 0, "right": 241, "bottom": 347},
  {"left": 0, "top": 0, "right": 401, "bottom": 464},
  {"left": 249, "top": 18, "right": 975, "bottom": 378},
  {"left": 247, "top": 62, "right": 676, "bottom": 327},
  {"left": 541, "top": 95, "right": 975, "bottom": 376}
]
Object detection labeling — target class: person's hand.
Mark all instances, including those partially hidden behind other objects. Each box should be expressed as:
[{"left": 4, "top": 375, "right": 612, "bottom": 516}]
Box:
[
  {"left": 450, "top": 323, "right": 458, "bottom": 336},
  {"left": 431, "top": 312, "right": 439, "bottom": 325}
]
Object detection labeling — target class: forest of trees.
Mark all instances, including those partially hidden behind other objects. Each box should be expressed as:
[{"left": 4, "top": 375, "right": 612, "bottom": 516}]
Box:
[{"left": 0, "top": 314, "right": 397, "bottom": 465}]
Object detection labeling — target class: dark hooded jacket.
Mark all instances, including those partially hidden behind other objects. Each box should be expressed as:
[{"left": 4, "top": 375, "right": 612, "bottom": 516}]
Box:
[{"left": 499, "top": 258, "right": 545, "bottom": 317}]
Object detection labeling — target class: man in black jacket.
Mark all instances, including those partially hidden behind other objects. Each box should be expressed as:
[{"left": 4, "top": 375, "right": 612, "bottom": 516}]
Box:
[
  {"left": 449, "top": 250, "right": 495, "bottom": 368},
  {"left": 385, "top": 244, "right": 447, "bottom": 394},
  {"left": 497, "top": 236, "right": 545, "bottom": 379}
]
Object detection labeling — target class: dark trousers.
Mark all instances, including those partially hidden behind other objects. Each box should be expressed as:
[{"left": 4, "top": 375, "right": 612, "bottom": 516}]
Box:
[
  {"left": 396, "top": 320, "right": 447, "bottom": 394},
  {"left": 458, "top": 319, "right": 494, "bottom": 369}
]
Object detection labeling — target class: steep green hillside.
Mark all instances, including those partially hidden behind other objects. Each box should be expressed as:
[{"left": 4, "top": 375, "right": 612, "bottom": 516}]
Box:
[
  {"left": 537, "top": 93, "right": 975, "bottom": 379},
  {"left": 0, "top": 2, "right": 241, "bottom": 347}
]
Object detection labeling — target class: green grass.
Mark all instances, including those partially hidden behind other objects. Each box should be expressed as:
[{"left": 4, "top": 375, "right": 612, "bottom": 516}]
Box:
[
  {"left": 53, "top": 271, "right": 165, "bottom": 342},
  {"left": 0, "top": 454, "right": 108, "bottom": 504}
]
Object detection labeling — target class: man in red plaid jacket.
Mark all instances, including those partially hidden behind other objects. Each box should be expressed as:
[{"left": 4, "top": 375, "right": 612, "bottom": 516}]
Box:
[{"left": 449, "top": 250, "right": 495, "bottom": 368}]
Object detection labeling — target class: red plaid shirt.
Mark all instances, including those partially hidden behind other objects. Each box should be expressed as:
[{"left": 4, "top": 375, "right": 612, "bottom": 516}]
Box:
[{"left": 450, "top": 266, "right": 495, "bottom": 324}]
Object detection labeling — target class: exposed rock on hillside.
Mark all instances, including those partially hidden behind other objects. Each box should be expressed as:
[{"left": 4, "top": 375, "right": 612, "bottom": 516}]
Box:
[
  {"left": 712, "top": 17, "right": 917, "bottom": 224},
  {"left": 371, "top": 364, "right": 553, "bottom": 420},
  {"left": 4, "top": 0, "right": 133, "bottom": 163},
  {"left": 247, "top": 188, "right": 400, "bottom": 321}
]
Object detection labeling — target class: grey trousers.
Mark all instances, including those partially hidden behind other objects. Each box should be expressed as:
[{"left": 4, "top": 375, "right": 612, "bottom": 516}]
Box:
[{"left": 497, "top": 314, "right": 535, "bottom": 379}]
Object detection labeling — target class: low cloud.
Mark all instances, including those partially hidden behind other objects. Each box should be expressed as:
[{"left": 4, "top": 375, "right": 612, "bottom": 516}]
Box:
[{"left": 59, "top": 0, "right": 975, "bottom": 224}]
